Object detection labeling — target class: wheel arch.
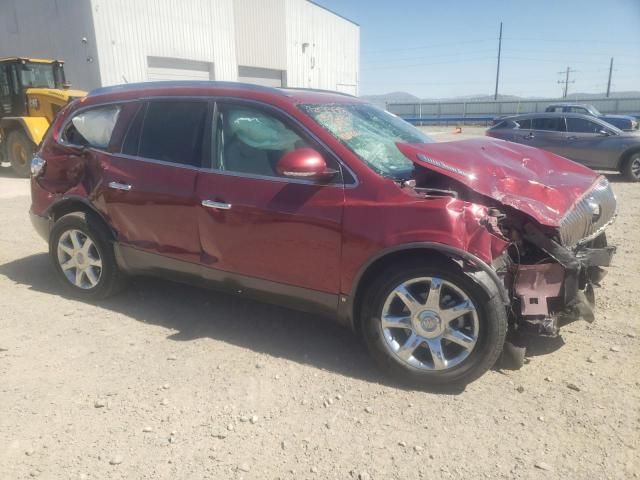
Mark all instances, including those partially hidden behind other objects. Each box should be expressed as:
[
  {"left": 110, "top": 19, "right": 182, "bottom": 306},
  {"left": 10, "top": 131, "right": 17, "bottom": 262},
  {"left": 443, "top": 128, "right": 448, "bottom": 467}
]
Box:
[
  {"left": 618, "top": 146, "right": 640, "bottom": 170},
  {"left": 46, "top": 196, "right": 116, "bottom": 241},
  {"left": 343, "top": 242, "right": 509, "bottom": 333}
]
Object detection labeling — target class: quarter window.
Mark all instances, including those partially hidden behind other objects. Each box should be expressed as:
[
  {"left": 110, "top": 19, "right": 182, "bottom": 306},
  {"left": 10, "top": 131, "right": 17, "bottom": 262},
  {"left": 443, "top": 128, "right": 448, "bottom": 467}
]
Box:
[
  {"left": 214, "top": 105, "right": 317, "bottom": 178},
  {"left": 63, "top": 105, "right": 121, "bottom": 149},
  {"left": 137, "top": 101, "right": 208, "bottom": 167}
]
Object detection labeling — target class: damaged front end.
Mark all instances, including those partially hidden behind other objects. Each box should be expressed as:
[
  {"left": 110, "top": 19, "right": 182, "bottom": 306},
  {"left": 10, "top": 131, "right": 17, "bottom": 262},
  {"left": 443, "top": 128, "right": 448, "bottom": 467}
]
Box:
[
  {"left": 396, "top": 140, "right": 617, "bottom": 343},
  {"left": 502, "top": 177, "right": 617, "bottom": 336}
]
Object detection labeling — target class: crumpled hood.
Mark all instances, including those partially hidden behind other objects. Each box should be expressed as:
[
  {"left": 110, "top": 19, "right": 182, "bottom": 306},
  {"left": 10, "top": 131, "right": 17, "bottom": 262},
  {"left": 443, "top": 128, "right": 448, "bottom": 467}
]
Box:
[{"left": 397, "top": 138, "right": 600, "bottom": 227}]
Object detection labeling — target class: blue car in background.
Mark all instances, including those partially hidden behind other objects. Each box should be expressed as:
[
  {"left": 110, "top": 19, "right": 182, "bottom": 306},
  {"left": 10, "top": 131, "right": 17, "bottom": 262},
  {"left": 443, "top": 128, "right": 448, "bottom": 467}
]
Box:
[{"left": 545, "top": 103, "right": 639, "bottom": 131}]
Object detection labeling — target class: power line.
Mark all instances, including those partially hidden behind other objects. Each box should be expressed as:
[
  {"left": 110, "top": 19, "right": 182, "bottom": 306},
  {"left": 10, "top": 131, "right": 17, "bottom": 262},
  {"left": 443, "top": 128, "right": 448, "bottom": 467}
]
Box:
[
  {"left": 503, "top": 37, "right": 636, "bottom": 45},
  {"left": 360, "top": 38, "right": 493, "bottom": 55},
  {"left": 360, "top": 49, "right": 496, "bottom": 65},
  {"left": 360, "top": 56, "right": 495, "bottom": 70}
]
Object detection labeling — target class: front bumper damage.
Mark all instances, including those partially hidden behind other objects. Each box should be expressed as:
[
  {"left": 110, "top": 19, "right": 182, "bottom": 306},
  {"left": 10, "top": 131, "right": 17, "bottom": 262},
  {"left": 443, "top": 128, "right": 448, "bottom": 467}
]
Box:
[{"left": 511, "top": 224, "right": 615, "bottom": 336}]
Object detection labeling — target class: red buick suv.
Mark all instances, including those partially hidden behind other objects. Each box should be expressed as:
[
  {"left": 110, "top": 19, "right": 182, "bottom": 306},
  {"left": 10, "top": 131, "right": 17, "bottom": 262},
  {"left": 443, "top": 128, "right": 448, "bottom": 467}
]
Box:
[{"left": 30, "top": 82, "right": 616, "bottom": 386}]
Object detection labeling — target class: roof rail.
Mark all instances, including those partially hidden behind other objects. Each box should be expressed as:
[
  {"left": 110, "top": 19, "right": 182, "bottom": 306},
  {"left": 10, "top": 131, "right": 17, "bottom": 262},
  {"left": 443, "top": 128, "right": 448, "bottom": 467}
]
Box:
[
  {"left": 279, "top": 87, "right": 357, "bottom": 98},
  {"left": 87, "top": 80, "right": 288, "bottom": 97}
]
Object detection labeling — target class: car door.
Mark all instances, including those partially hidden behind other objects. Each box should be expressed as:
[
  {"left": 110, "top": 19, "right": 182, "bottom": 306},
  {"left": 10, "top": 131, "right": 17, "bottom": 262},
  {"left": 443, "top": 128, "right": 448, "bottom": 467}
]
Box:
[
  {"left": 194, "top": 101, "right": 346, "bottom": 301},
  {"left": 516, "top": 116, "right": 567, "bottom": 155},
  {"left": 558, "top": 116, "right": 619, "bottom": 168},
  {"left": 93, "top": 99, "right": 208, "bottom": 265}
]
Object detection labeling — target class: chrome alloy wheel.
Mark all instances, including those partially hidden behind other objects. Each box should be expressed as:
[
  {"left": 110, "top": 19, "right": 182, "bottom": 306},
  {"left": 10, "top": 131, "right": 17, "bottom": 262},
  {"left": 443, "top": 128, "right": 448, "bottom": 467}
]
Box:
[
  {"left": 56, "top": 229, "right": 103, "bottom": 289},
  {"left": 631, "top": 156, "right": 640, "bottom": 179},
  {"left": 380, "top": 277, "right": 479, "bottom": 371}
]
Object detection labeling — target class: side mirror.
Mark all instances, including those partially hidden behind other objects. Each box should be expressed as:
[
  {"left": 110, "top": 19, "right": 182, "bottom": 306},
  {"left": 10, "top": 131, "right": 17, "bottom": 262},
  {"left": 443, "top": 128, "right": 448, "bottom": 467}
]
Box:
[{"left": 276, "top": 148, "right": 339, "bottom": 181}]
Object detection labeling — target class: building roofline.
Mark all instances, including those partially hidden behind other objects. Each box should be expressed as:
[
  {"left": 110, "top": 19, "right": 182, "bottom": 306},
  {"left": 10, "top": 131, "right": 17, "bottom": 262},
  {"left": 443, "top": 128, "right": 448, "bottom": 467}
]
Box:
[
  {"left": 87, "top": 80, "right": 289, "bottom": 97},
  {"left": 306, "top": 0, "right": 359, "bottom": 27}
]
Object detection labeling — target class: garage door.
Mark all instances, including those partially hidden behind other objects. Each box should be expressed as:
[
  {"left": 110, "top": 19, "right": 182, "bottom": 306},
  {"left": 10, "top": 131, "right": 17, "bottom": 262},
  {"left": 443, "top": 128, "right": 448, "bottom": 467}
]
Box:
[
  {"left": 147, "top": 56, "right": 213, "bottom": 82},
  {"left": 238, "top": 66, "right": 284, "bottom": 88}
]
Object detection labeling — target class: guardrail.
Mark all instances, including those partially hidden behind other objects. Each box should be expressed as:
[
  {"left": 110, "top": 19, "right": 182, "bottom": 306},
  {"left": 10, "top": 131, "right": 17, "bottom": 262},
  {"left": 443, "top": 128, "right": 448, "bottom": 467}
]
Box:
[
  {"left": 402, "top": 115, "right": 495, "bottom": 126},
  {"left": 389, "top": 96, "right": 640, "bottom": 125}
]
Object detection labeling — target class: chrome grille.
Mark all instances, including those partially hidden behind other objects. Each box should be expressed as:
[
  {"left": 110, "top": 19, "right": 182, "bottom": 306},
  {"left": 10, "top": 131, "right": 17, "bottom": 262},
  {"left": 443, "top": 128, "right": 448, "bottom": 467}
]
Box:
[{"left": 559, "top": 177, "right": 617, "bottom": 247}]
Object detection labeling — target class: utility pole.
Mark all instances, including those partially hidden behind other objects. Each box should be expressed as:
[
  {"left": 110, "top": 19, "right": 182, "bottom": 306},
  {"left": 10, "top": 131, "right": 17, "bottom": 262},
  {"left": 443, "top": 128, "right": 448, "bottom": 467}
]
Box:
[
  {"left": 494, "top": 22, "right": 503, "bottom": 101},
  {"left": 606, "top": 57, "right": 614, "bottom": 97},
  {"left": 557, "top": 66, "right": 576, "bottom": 98}
]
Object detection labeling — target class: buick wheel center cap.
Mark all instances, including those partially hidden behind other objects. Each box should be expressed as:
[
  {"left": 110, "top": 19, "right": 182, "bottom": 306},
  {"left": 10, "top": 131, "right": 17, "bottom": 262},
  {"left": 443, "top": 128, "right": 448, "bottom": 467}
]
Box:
[
  {"left": 416, "top": 310, "right": 442, "bottom": 336},
  {"left": 76, "top": 252, "right": 85, "bottom": 266}
]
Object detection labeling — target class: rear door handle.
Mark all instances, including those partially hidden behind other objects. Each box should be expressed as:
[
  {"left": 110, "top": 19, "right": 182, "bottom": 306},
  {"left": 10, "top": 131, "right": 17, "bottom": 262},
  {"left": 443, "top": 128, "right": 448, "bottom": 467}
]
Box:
[
  {"left": 202, "top": 200, "right": 232, "bottom": 210},
  {"left": 567, "top": 136, "right": 578, "bottom": 141},
  {"left": 524, "top": 133, "right": 535, "bottom": 139},
  {"left": 108, "top": 181, "right": 132, "bottom": 191}
]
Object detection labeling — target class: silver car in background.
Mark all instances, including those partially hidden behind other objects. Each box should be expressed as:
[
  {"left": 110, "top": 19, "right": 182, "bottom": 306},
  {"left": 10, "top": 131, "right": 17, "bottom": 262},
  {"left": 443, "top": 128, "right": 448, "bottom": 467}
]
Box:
[{"left": 487, "top": 112, "right": 640, "bottom": 181}]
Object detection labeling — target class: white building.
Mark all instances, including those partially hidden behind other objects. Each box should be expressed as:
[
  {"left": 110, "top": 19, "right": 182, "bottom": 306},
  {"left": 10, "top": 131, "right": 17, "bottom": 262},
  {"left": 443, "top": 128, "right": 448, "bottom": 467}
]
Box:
[{"left": 0, "top": 0, "right": 359, "bottom": 94}]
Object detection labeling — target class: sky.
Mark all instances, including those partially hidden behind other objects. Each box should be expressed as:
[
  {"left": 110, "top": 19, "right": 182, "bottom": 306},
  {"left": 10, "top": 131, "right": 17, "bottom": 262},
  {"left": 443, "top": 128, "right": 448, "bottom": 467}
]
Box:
[{"left": 316, "top": 0, "right": 640, "bottom": 99}]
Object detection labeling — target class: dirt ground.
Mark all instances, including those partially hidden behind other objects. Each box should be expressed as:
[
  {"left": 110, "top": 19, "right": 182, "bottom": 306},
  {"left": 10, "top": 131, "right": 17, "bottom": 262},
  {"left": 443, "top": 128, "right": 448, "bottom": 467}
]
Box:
[{"left": 0, "top": 128, "right": 638, "bottom": 479}]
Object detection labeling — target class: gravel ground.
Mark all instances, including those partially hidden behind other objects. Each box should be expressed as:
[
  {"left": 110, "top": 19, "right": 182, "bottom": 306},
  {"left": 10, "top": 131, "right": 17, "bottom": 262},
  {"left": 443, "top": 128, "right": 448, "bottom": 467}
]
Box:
[{"left": 0, "top": 130, "right": 638, "bottom": 479}]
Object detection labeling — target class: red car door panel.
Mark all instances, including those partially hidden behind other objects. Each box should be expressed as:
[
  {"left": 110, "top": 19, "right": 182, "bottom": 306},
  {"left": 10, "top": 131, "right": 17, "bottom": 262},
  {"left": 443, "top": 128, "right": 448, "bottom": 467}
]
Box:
[
  {"left": 94, "top": 155, "right": 200, "bottom": 263},
  {"left": 92, "top": 99, "right": 208, "bottom": 264},
  {"left": 196, "top": 173, "right": 344, "bottom": 294}
]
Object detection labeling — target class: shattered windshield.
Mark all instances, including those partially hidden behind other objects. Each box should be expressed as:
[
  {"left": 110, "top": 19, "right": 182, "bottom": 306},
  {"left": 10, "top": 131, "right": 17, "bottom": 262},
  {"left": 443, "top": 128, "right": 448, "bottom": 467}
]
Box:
[{"left": 299, "top": 103, "right": 433, "bottom": 178}]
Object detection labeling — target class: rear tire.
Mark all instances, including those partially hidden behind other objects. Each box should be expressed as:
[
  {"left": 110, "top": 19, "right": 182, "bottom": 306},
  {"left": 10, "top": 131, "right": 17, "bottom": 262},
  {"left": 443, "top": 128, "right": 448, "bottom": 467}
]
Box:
[
  {"left": 621, "top": 152, "right": 640, "bottom": 182},
  {"left": 360, "top": 260, "right": 507, "bottom": 387},
  {"left": 7, "top": 130, "right": 34, "bottom": 178},
  {"left": 49, "top": 212, "right": 125, "bottom": 300}
]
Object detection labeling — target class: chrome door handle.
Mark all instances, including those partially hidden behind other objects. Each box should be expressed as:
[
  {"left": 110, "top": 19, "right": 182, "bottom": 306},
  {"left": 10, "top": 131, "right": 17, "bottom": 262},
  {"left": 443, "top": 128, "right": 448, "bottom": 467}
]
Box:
[
  {"left": 201, "top": 200, "right": 232, "bottom": 210},
  {"left": 108, "top": 181, "right": 132, "bottom": 191},
  {"left": 524, "top": 133, "right": 535, "bottom": 139},
  {"left": 567, "top": 136, "right": 578, "bottom": 141}
]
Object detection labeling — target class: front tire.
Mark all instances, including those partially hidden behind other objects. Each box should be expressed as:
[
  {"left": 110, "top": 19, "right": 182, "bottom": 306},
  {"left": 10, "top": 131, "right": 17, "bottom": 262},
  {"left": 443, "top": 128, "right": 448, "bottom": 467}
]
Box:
[
  {"left": 621, "top": 152, "right": 640, "bottom": 182},
  {"left": 7, "top": 130, "right": 34, "bottom": 178},
  {"left": 360, "top": 261, "right": 507, "bottom": 387},
  {"left": 49, "top": 212, "right": 125, "bottom": 300}
]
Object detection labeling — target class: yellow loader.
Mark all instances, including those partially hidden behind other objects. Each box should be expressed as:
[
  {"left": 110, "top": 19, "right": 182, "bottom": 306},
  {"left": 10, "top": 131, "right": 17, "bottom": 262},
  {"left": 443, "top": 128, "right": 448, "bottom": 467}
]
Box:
[{"left": 0, "top": 58, "right": 86, "bottom": 177}]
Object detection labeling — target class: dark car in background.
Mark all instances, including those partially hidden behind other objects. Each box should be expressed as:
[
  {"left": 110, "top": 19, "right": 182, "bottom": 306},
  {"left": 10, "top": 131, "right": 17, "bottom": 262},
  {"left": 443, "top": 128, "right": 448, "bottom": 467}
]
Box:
[
  {"left": 487, "top": 112, "right": 640, "bottom": 181},
  {"left": 545, "top": 103, "right": 639, "bottom": 131}
]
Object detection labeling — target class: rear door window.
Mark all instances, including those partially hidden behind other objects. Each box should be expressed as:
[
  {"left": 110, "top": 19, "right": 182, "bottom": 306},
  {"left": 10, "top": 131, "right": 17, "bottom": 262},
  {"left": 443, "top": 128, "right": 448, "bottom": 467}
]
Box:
[
  {"left": 62, "top": 105, "right": 121, "bottom": 148},
  {"left": 532, "top": 117, "right": 566, "bottom": 132},
  {"left": 136, "top": 100, "right": 208, "bottom": 167}
]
